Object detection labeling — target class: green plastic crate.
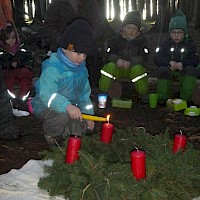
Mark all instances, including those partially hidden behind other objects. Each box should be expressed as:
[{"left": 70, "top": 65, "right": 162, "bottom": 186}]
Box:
[
  {"left": 112, "top": 98, "right": 133, "bottom": 109},
  {"left": 166, "top": 99, "right": 187, "bottom": 111}
]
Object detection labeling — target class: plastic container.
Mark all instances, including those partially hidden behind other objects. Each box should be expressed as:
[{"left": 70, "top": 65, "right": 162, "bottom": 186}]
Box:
[
  {"left": 184, "top": 106, "right": 200, "bottom": 116},
  {"left": 166, "top": 99, "right": 187, "bottom": 111},
  {"left": 112, "top": 98, "right": 133, "bottom": 109}
]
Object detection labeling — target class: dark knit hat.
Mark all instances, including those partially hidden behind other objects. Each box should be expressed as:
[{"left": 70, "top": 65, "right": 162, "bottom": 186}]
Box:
[
  {"left": 169, "top": 10, "right": 188, "bottom": 33},
  {"left": 60, "top": 18, "right": 93, "bottom": 55},
  {"left": 122, "top": 10, "right": 142, "bottom": 29}
]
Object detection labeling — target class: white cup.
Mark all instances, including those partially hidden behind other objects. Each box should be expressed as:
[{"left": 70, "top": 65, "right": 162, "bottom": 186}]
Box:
[{"left": 98, "top": 94, "right": 108, "bottom": 108}]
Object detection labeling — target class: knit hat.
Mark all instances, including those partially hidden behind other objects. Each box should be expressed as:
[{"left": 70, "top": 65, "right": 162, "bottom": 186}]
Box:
[
  {"left": 169, "top": 10, "right": 188, "bottom": 33},
  {"left": 60, "top": 18, "right": 93, "bottom": 55},
  {"left": 122, "top": 10, "right": 142, "bottom": 29}
]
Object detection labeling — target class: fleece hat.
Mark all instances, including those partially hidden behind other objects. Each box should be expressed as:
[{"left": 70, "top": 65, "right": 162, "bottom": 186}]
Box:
[
  {"left": 122, "top": 10, "right": 142, "bottom": 29},
  {"left": 60, "top": 18, "right": 93, "bottom": 55},
  {"left": 169, "top": 10, "right": 188, "bottom": 33}
]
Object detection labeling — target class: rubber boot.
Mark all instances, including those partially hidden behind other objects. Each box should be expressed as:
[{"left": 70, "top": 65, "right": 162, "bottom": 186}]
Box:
[
  {"left": 157, "top": 79, "right": 171, "bottom": 101},
  {"left": 180, "top": 76, "right": 197, "bottom": 101}
]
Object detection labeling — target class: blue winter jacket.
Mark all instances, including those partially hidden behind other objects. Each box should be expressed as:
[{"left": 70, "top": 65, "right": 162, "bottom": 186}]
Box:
[{"left": 32, "top": 49, "right": 94, "bottom": 116}]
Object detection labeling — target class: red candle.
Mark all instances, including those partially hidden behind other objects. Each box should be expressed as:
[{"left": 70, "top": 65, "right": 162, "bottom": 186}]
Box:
[
  {"left": 173, "top": 134, "right": 187, "bottom": 154},
  {"left": 131, "top": 150, "right": 146, "bottom": 180},
  {"left": 65, "top": 136, "right": 81, "bottom": 164},
  {"left": 100, "top": 122, "right": 114, "bottom": 143}
]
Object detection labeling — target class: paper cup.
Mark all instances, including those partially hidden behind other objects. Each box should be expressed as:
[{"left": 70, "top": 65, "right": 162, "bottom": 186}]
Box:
[
  {"left": 149, "top": 93, "right": 158, "bottom": 108},
  {"left": 98, "top": 94, "right": 108, "bottom": 108}
]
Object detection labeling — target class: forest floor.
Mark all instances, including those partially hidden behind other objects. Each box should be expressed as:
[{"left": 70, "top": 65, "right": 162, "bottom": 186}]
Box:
[{"left": 0, "top": 21, "right": 200, "bottom": 175}]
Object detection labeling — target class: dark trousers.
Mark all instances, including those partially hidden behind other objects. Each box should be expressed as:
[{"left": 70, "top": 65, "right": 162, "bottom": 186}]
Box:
[
  {"left": 0, "top": 67, "right": 14, "bottom": 127},
  {"left": 39, "top": 108, "right": 87, "bottom": 137}
]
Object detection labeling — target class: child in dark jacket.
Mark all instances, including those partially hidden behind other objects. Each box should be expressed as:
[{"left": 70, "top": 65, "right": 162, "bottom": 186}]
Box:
[
  {"left": 153, "top": 10, "right": 199, "bottom": 103},
  {"left": 32, "top": 19, "right": 95, "bottom": 146},
  {"left": 0, "top": 24, "right": 33, "bottom": 105},
  {"left": 99, "top": 10, "right": 149, "bottom": 100}
]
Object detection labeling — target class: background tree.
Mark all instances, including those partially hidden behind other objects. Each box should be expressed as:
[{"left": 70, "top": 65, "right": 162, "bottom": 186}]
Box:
[
  {"left": 194, "top": 0, "right": 200, "bottom": 28},
  {"left": 145, "top": 0, "right": 151, "bottom": 20},
  {"left": 131, "top": 0, "right": 137, "bottom": 10},
  {"left": 12, "top": 0, "right": 25, "bottom": 28},
  {"left": 153, "top": 0, "right": 171, "bottom": 33}
]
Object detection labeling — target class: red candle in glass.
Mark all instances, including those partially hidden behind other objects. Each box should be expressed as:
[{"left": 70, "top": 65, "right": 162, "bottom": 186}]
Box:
[
  {"left": 173, "top": 133, "right": 187, "bottom": 154},
  {"left": 100, "top": 115, "right": 114, "bottom": 143},
  {"left": 131, "top": 150, "right": 146, "bottom": 180},
  {"left": 65, "top": 136, "right": 81, "bottom": 164}
]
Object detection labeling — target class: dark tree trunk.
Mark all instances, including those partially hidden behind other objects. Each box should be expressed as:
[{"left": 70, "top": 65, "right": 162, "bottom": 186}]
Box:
[
  {"left": 34, "top": 0, "right": 42, "bottom": 22},
  {"left": 177, "top": 0, "right": 187, "bottom": 14},
  {"left": 138, "top": 0, "right": 145, "bottom": 16},
  {"left": 171, "top": 0, "right": 176, "bottom": 14},
  {"left": 152, "top": 0, "right": 157, "bottom": 20},
  {"left": 131, "top": 0, "right": 137, "bottom": 10},
  {"left": 145, "top": 0, "right": 151, "bottom": 20},
  {"left": 194, "top": 0, "right": 200, "bottom": 28},
  {"left": 113, "top": 0, "right": 120, "bottom": 20},
  {"left": 27, "top": 0, "right": 33, "bottom": 20},
  {"left": 153, "top": 0, "right": 171, "bottom": 34},
  {"left": 12, "top": 0, "right": 25, "bottom": 28},
  {"left": 126, "top": 0, "right": 129, "bottom": 13}
]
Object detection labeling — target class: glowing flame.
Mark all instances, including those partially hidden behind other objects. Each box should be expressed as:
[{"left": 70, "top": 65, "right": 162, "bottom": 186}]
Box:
[{"left": 106, "top": 114, "right": 110, "bottom": 123}]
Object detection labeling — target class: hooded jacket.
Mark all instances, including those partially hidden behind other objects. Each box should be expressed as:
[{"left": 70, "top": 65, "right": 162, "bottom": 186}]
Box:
[
  {"left": 32, "top": 49, "right": 94, "bottom": 116},
  {"left": 0, "top": 27, "right": 33, "bottom": 69}
]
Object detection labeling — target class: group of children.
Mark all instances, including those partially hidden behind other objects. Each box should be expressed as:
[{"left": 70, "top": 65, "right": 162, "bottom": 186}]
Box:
[
  {"left": 99, "top": 10, "right": 199, "bottom": 104},
  {"left": 0, "top": 8, "right": 199, "bottom": 145}
]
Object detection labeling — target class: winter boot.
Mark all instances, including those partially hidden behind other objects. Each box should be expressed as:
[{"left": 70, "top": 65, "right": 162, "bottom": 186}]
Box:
[
  {"left": 157, "top": 79, "right": 172, "bottom": 103},
  {"left": 180, "top": 76, "right": 197, "bottom": 101}
]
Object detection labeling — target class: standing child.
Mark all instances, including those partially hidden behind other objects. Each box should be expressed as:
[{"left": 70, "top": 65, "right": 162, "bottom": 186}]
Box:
[
  {"left": 31, "top": 18, "right": 95, "bottom": 146},
  {"left": 0, "top": 24, "right": 33, "bottom": 111},
  {"left": 153, "top": 10, "right": 199, "bottom": 104},
  {"left": 99, "top": 10, "right": 149, "bottom": 100}
]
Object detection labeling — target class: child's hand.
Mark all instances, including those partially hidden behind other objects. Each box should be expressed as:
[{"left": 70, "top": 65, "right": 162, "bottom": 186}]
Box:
[
  {"left": 169, "top": 61, "right": 177, "bottom": 71},
  {"left": 175, "top": 62, "right": 183, "bottom": 71},
  {"left": 12, "top": 61, "right": 17, "bottom": 68},
  {"left": 116, "top": 59, "right": 124, "bottom": 67},
  {"left": 66, "top": 104, "right": 82, "bottom": 120},
  {"left": 122, "top": 60, "right": 130, "bottom": 69},
  {"left": 87, "top": 120, "right": 95, "bottom": 130}
]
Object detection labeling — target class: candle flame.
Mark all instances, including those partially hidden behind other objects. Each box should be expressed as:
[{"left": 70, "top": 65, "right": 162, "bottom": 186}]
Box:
[
  {"left": 180, "top": 130, "right": 182, "bottom": 135},
  {"left": 106, "top": 114, "right": 110, "bottom": 123}
]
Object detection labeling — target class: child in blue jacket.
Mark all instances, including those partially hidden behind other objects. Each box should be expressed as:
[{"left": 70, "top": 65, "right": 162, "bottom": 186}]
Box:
[
  {"left": 154, "top": 10, "right": 199, "bottom": 103},
  {"left": 32, "top": 18, "right": 95, "bottom": 146}
]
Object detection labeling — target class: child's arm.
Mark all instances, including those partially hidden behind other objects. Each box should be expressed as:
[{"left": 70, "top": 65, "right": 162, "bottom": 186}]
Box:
[
  {"left": 181, "top": 40, "right": 199, "bottom": 67},
  {"left": 129, "top": 37, "right": 148, "bottom": 66},
  {"left": 38, "top": 66, "right": 71, "bottom": 113},
  {"left": 66, "top": 104, "right": 82, "bottom": 120},
  {"left": 153, "top": 41, "right": 172, "bottom": 67}
]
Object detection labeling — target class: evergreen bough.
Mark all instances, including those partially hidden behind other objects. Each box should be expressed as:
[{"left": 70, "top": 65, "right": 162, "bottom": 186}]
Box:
[{"left": 38, "top": 127, "right": 200, "bottom": 200}]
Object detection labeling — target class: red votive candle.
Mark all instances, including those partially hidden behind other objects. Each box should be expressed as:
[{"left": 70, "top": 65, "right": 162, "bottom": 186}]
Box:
[
  {"left": 173, "top": 134, "right": 187, "bottom": 154},
  {"left": 131, "top": 150, "right": 146, "bottom": 180},
  {"left": 100, "top": 122, "right": 114, "bottom": 143},
  {"left": 65, "top": 136, "right": 81, "bottom": 164}
]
